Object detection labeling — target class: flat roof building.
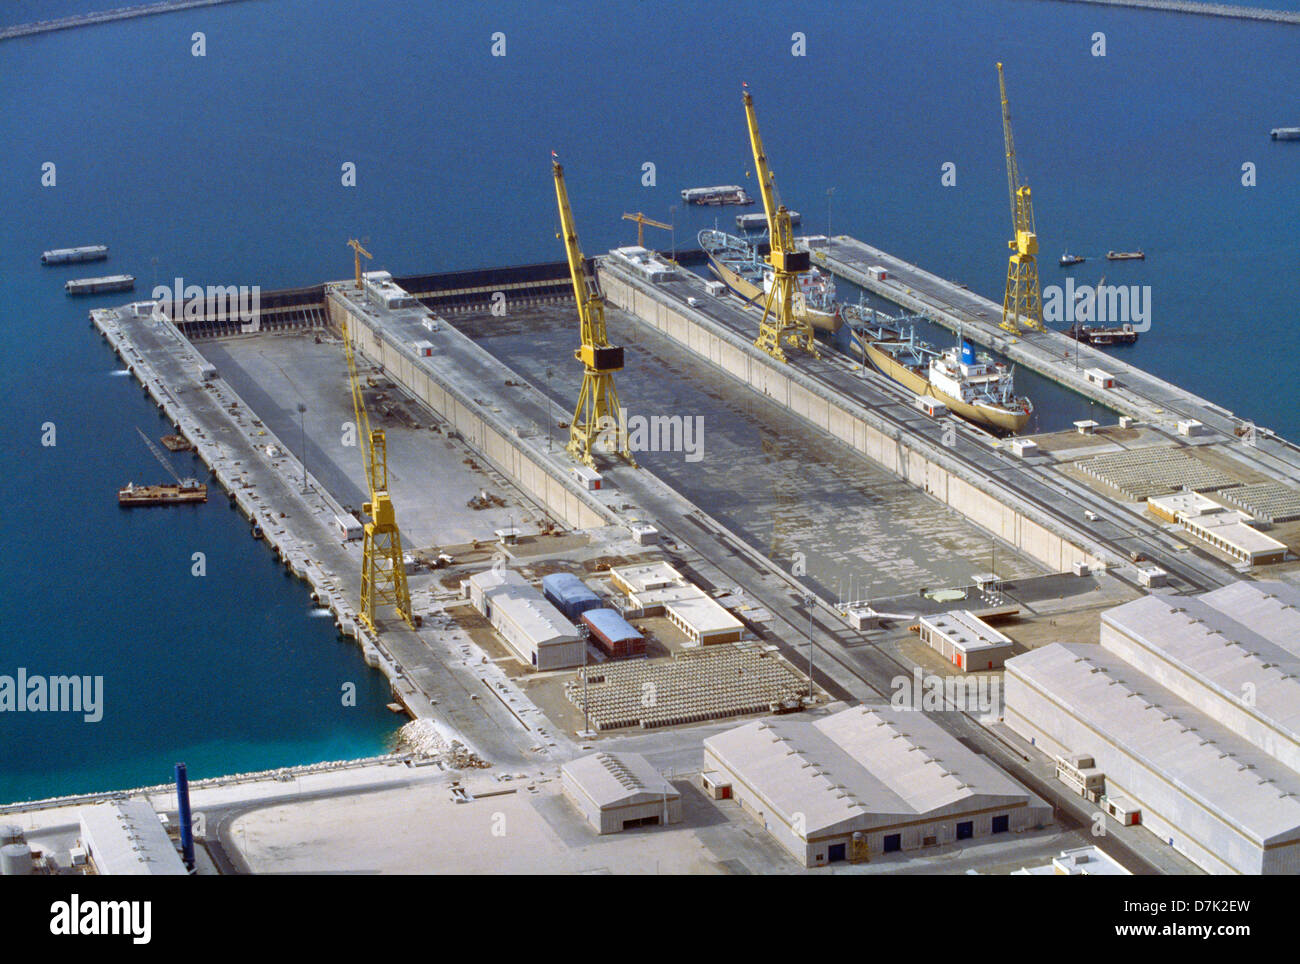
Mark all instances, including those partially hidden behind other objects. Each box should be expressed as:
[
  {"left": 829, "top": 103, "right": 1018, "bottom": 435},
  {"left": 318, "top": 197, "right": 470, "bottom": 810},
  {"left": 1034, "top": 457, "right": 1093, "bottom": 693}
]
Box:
[
  {"left": 665, "top": 595, "right": 744, "bottom": 645},
  {"left": 609, "top": 561, "right": 743, "bottom": 643},
  {"left": 703, "top": 705, "right": 1051, "bottom": 867},
  {"left": 1013, "top": 845, "right": 1131, "bottom": 875},
  {"left": 561, "top": 752, "right": 681, "bottom": 834},
  {"left": 463, "top": 568, "right": 583, "bottom": 671},
  {"left": 917, "top": 610, "right": 1014, "bottom": 671},
  {"left": 1146, "top": 491, "right": 1286, "bottom": 564},
  {"left": 78, "top": 801, "right": 187, "bottom": 876}
]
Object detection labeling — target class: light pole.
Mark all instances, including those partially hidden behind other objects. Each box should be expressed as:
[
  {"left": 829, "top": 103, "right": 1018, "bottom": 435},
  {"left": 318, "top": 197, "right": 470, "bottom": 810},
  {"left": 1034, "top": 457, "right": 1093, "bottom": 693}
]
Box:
[
  {"left": 297, "top": 402, "right": 308, "bottom": 493},
  {"left": 669, "top": 205, "right": 677, "bottom": 264},
  {"left": 827, "top": 187, "right": 836, "bottom": 243},
  {"left": 545, "top": 368, "right": 554, "bottom": 452},
  {"left": 804, "top": 590, "right": 815, "bottom": 702}
]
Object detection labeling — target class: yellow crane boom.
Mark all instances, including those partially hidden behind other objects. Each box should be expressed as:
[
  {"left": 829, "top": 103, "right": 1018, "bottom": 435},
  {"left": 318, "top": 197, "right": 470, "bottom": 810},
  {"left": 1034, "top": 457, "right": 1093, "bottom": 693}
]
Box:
[
  {"left": 554, "top": 156, "right": 634, "bottom": 468},
  {"left": 348, "top": 237, "right": 372, "bottom": 291},
  {"left": 339, "top": 240, "right": 414, "bottom": 631},
  {"left": 621, "top": 212, "right": 671, "bottom": 249},
  {"left": 997, "top": 63, "right": 1045, "bottom": 334},
  {"left": 742, "top": 83, "right": 818, "bottom": 362}
]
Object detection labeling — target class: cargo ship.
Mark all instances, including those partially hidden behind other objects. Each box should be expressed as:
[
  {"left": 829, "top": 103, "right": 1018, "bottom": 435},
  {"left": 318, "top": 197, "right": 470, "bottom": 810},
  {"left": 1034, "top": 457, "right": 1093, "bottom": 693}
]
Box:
[
  {"left": 1067, "top": 322, "right": 1139, "bottom": 346},
  {"left": 42, "top": 245, "right": 108, "bottom": 265},
  {"left": 847, "top": 316, "right": 1032, "bottom": 433},
  {"left": 1106, "top": 250, "right": 1144, "bottom": 261},
  {"left": 118, "top": 481, "right": 207, "bottom": 506},
  {"left": 699, "top": 228, "right": 841, "bottom": 332},
  {"left": 65, "top": 274, "right": 134, "bottom": 295},
  {"left": 736, "top": 210, "right": 799, "bottom": 231},
  {"left": 1059, "top": 252, "right": 1085, "bottom": 267},
  {"left": 681, "top": 185, "right": 753, "bottom": 206},
  {"left": 1270, "top": 127, "right": 1300, "bottom": 140}
]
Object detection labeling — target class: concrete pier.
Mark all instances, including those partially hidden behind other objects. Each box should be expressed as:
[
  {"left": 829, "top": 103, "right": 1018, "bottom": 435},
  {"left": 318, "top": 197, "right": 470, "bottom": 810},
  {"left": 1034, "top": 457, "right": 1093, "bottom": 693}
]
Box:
[{"left": 815, "top": 236, "right": 1300, "bottom": 490}]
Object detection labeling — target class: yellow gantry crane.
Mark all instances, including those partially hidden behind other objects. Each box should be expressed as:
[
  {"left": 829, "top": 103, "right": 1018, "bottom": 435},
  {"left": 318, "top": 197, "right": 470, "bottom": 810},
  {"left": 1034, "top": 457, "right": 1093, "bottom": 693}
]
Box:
[
  {"left": 997, "top": 63, "right": 1046, "bottom": 334},
  {"left": 553, "top": 156, "right": 635, "bottom": 469},
  {"left": 743, "top": 84, "right": 819, "bottom": 363},
  {"left": 340, "top": 238, "right": 414, "bottom": 632},
  {"left": 621, "top": 212, "right": 671, "bottom": 249}
]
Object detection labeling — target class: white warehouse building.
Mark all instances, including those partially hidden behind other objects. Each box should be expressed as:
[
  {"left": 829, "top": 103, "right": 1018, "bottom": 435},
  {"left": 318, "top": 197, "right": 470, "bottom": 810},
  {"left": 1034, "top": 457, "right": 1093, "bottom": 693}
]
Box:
[
  {"left": 561, "top": 752, "right": 682, "bottom": 834},
  {"left": 703, "top": 705, "right": 1051, "bottom": 868},
  {"left": 1005, "top": 580, "right": 1300, "bottom": 875},
  {"left": 463, "top": 568, "right": 584, "bottom": 671}
]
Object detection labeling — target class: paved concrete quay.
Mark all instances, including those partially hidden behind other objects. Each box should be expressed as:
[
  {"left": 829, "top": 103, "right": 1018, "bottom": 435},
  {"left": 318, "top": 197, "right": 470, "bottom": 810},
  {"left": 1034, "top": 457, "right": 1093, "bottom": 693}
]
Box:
[
  {"left": 816, "top": 236, "right": 1300, "bottom": 490},
  {"left": 89, "top": 305, "right": 575, "bottom": 770}
]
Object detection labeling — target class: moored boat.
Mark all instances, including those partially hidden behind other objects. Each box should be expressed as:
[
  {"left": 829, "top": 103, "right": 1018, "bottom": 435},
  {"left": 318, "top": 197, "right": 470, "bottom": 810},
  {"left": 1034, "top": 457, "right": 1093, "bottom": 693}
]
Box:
[
  {"left": 849, "top": 319, "right": 1032, "bottom": 433},
  {"left": 699, "top": 228, "right": 841, "bottom": 332}
]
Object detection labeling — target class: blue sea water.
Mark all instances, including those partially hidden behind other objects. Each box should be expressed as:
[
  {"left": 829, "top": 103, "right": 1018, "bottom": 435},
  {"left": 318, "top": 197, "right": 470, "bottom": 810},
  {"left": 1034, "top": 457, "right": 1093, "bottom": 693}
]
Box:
[{"left": 0, "top": 0, "right": 1296, "bottom": 802}]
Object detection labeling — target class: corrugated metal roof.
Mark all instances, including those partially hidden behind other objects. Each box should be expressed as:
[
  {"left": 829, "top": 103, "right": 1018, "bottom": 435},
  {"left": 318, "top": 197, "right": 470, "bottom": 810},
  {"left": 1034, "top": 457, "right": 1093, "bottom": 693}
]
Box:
[
  {"left": 542, "top": 572, "right": 600, "bottom": 605},
  {"left": 581, "top": 608, "right": 641, "bottom": 643},
  {"left": 78, "top": 801, "right": 187, "bottom": 876},
  {"left": 562, "top": 751, "right": 678, "bottom": 808},
  {"left": 704, "top": 706, "right": 1034, "bottom": 837},
  {"left": 1102, "top": 582, "right": 1300, "bottom": 748},
  {"left": 468, "top": 568, "right": 578, "bottom": 647},
  {"left": 1008, "top": 643, "right": 1300, "bottom": 845}
]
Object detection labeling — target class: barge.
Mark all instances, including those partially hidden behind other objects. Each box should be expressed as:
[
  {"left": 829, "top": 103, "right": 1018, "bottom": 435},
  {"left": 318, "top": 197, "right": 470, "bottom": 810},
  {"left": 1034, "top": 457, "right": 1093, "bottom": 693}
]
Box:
[
  {"left": 66, "top": 274, "right": 134, "bottom": 295},
  {"left": 681, "top": 185, "right": 753, "bottom": 206},
  {"left": 118, "top": 481, "right": 207, "bottom": 506},
  {"left": 42, "top": 245, "right": 108, "bottom": 265}
]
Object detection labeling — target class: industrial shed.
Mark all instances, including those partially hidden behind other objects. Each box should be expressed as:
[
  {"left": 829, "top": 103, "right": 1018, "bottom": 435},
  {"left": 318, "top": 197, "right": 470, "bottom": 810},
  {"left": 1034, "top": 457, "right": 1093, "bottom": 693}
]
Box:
[
  {"left": 561, "top": 752, "right": 681, "bottom": 834},
  {"left": 703, "top": 705, "right": 1051, "bottom": 867},
  {"left": 78, "top": 801, "right": 187, "bottom": 876},
  {"left": 542, "top": 572, "right": 602, "bottom": 621},
  {"left": 1005, "top": 642, "right": 1300, "bottom": 875},
  {"left": 463, "top": 568, "right": 584, "bottom": 671},
  {"left": 609, "top": 561, "right": 743, "bottom": 644},
  {"left": 581, "top": 608, "right": 644, "bottom": 658}
]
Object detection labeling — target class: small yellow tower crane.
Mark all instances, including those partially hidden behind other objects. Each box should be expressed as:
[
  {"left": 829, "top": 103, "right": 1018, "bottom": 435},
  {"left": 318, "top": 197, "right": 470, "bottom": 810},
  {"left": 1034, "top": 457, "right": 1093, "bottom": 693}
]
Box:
[
  {"left": 621, "top": 212, "right": 672, "bottom": 250},
  {"left": 553, "top": 155, "right": 635, "bottom": 469},
  {"left": 339, "top": 240, "right": 414, "bottom": 631},
  {"left": 347, "top": 237, "right": 372, "bottom": 291},
  {"left": 997, "top": 63, "right": 1046, "bottom": 334},
  {"left": 743, "top": 84, "right": 819, "bottom": 363}
]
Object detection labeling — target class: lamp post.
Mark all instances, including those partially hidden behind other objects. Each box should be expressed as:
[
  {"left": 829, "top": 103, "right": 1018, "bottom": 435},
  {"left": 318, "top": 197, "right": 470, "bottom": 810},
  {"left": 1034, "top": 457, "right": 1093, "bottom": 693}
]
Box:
[
  {"left": 545, "top": 368, "right": 554, "bottom": 452},
  {"left": 669, "top": 205, "right": 677, "bottom": 264},
  {"left": 804, "top": 590, "right": 816, "bottom": 702},
  {"left": 827, "top": 187, "right": 836, "bottom": 243},
  {"left": 297, "top": 402, "right": 308, "bottom": 493}
]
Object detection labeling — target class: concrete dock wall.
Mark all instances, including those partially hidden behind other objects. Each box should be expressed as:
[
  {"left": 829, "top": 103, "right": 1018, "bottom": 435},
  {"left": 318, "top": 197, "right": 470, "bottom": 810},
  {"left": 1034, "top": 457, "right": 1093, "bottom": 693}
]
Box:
[
  {"left": 327, "top": 293, "right": 612, "bottom": 533},
  {"left": 600, "top": 266, "right": 1107, "bottom": 575}
]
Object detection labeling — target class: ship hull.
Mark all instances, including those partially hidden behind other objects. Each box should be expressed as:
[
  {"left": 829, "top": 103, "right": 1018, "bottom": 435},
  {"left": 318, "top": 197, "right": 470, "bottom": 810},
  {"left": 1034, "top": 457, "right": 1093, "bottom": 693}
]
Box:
[
  {"left": 861, "top": 340, "right": 1031, "bottom": 434},
  {"left": 705, "top": 252, "right": 842, "bottom": 333}
]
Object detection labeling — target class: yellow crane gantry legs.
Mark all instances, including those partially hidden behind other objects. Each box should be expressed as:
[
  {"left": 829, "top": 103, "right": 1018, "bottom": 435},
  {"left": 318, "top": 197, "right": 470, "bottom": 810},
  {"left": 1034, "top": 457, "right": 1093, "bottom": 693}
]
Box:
[
  {"left": 342, "top": 238, "right": 414, "bottom": 632},
  {"left": 743, "top": 85, "right": 819, "bottom": 363},
  {"left": 997, "top": 63, "right": 1046, "bottom": 334},
  {"left": 553, "top": 156, "right": 635, "bottom": 469}
]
